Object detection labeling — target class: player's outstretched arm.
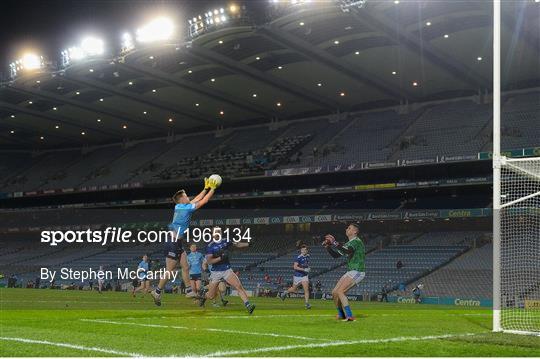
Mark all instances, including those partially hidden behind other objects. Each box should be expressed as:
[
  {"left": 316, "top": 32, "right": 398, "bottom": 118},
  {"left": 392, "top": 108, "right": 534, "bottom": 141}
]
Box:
[
  {"left": 191, "top": 178, "right": 210, "bottom": 203},
  {"left": 193, "top": 177, "right": 218, "bottom": 209},
  {"left": 195, "top": 188, "right": 215, "bottom": 209}
]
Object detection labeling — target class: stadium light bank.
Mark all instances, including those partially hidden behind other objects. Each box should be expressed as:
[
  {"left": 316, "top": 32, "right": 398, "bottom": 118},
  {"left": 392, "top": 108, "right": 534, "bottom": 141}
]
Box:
[
  {"left": 61, "top": 36, "right": 105, "bottom": 67},
  {"left": 6, "top": 1, "right": 364, "bottom": 77},
  {"left": 188, "top": 4, "right": 247, "bottom": 39},
  {"left": 9, "top": 53, "right": 45, "bottom": 79}
]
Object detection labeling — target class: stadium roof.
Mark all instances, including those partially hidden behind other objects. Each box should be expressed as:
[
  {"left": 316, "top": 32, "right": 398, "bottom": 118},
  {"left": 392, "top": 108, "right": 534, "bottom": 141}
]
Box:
[{"left": 1, "top": 1, "right": 539, "bottom": 149}]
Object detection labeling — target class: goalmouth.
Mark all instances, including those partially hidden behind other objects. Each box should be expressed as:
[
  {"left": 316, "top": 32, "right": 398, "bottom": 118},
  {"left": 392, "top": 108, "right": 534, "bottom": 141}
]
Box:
[{"left": 493, "top": 1, "right": 540, "bottom": 336}]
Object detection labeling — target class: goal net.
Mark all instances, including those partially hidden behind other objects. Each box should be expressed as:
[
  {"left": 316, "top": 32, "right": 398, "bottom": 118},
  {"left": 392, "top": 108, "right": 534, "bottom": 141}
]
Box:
[{"left": 497, "top": 156, "right": 540, "bottom": 335}]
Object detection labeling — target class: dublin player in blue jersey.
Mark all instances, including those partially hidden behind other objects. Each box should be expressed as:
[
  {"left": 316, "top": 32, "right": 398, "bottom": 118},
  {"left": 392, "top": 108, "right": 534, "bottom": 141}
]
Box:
[
  {"left": 198, "top": 227, "right": 255, "bottom": 314},
  {"left": 132, "top": 254, "right": 150, "bottom": 297},
  {"left": 279, "top": 243, "right": 311, "bottom": 309},
  {"left": 151, "top": 177, "right": 218, "bottom": 306},
  {"left": 187, "top": 244, "right": 204, "bottom": 298}
]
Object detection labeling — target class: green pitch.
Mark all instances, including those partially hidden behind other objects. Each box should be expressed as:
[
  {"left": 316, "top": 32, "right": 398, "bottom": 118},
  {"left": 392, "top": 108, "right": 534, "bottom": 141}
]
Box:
[{"left": 1, "top": 288, "right": 539, "bottom": 357}]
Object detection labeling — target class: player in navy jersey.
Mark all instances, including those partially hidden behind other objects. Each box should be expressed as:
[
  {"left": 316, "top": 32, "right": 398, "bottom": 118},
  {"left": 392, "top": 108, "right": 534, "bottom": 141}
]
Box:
[
  {"left": 198, "top": 227, "right": 255, "bottom": 314},
  {"left": 151, "top": 177, "right": 218, "bottom": 306},
  {"left": 202, "top": 257, "right": 229, "bottom": 307},
  {"left": 279, "top": 244, "right": 311, "bottom": 309},
  {"left": 132, "top": 254, "right": 150, "bottom": 297}
]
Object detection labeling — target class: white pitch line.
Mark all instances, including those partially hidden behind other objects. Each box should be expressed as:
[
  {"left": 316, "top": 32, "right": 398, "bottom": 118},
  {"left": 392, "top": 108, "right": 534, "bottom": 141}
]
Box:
[
  {"left": 116, "top": 312, "right": 488, "bottom": 321},
  {"left": 205, "top": 332, "right": 479, "bottom": 357},
  {"left": 0, "top": 336, "right": 143, "bottom": 357},
  {"left": 162, "top": 314, "right": 329, "bottom": 319},
  {"left": 108, "top": 314, "right": 326, "bottom": 321},
  {"left": 81, "top": 318, "right": 327, "bottom": 341}
]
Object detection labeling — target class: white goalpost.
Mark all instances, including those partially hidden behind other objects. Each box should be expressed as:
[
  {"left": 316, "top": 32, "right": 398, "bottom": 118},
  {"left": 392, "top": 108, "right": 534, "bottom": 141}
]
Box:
[{"left": 493, "top": 0, "right": 540, "bottom": 336}]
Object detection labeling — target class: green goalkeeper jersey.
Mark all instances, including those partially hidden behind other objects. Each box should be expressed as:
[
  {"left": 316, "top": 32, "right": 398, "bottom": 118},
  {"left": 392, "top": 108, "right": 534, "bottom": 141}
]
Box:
[{"left": 342, "top": 236, "right": 365, "bottom": 272}]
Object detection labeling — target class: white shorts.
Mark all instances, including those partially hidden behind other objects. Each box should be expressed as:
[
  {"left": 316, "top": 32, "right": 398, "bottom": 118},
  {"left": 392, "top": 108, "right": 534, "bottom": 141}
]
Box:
[
  {"left": 293, "top": 276, "right": 309, "bottom": 286},
  {"left": 210, "top": 268, "right": 235, "bottom": 283},
  {"left": 344, "top": 271, "right": 365, "bottom": 285}
]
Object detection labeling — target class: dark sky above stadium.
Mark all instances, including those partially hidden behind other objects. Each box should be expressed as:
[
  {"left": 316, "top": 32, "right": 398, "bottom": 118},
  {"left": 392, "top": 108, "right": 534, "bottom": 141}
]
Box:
[{"left": 0, "top": 0, "right": 266, "bottom": 73}]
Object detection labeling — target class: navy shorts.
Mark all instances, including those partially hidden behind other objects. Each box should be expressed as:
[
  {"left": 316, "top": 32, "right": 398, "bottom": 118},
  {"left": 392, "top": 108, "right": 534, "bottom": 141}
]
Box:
[
  {"left": 190, "top": 274, "right": 201, "bottom": 281},
  {"left": 164, "top": 236, "right": 185, "bottom": 260}
]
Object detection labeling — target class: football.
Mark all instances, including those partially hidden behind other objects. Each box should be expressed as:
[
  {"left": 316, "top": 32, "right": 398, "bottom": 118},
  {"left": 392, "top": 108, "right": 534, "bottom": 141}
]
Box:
[{"left": 209, "top": 174, "right": 222, "bottom": 188}]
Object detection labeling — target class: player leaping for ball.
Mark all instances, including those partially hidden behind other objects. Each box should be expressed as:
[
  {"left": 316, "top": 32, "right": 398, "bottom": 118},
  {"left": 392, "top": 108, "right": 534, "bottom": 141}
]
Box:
[
  {"left": 198, "top": 227, "right": 255, "bottom": 314},
  {"left": 323, "top": 223, "right": 366, "bottom": 321},
  {"left": 151, "top": 176, "right": 219, "bottom": 306},
  {"left": 279, "top": 242, "right": 311, "bottom": 309}
]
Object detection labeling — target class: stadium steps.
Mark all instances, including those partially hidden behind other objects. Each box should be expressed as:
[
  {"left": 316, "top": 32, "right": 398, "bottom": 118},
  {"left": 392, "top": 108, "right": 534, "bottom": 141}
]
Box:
[
  {"left": 387, "top": 107, "right": 436, "bottom": 161},
  {"left": 3, "top": 246, "right": 68, "bottom": 266},
  {"left": 2, "top": 151, "right": 80, "bottom": 192},
  {"left": 24, "top": 152, "right": 82, "bottom": 191},
  {"left": 51, "top": 145, "right": 127, "bottom": 189},
  {"left": 314, "top": 232, "right": 470, "bottom": 295},
  {"left": 476, "top": 96, "right": 513, "bottom": 152},
  {"left": 397, "top": 246, "right": 472, "bottom": 292},
  {"left": 385, "top": 107, "right": 431, "bottom": 160},
  {"left": 121, "top": 140, "right": 185, "bottom": 185},
  {"left": 287, "top": 117, "right": 353, "bottom": 166},
  {"left": 271, "top": 135, "right": 313, "bottom": 168},
  {"left": 404, "top": 239, "right": 492, "bottom": 298}
]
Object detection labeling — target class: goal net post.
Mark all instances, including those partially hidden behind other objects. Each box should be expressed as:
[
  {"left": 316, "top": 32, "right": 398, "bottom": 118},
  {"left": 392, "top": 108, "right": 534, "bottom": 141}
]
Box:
[
  {"left": 494, "top": 156, "right": 540, "bottom": 336},
  {"left": 492, "top": 0, "right": 540, "bottom": 336}
]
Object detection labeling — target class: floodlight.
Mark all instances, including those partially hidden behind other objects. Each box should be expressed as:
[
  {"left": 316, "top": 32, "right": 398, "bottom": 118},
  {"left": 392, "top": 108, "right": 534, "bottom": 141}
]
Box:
[
  {"left": 121, "top": 33, "right": 135, "bottom": 52},
  {"left": 68, "top": 47, "right": 85, "bottom": 60},
  {"left": 21, "top": 53, "right": 42, "bottom": 70},
  {"left": 81, "top": 37, "right": 104, "bottom": 56},
  {"left": 137, "top": 17, "right": 174, "bottom": 42},
  {"left": 10, "top": 53, "right": 43, "bottom": 77}
]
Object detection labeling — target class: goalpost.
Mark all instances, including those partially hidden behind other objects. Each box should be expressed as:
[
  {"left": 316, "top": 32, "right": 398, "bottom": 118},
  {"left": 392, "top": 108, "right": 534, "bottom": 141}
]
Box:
[{"left": 493, "top": 0, "right": 540, "bottom": 336}]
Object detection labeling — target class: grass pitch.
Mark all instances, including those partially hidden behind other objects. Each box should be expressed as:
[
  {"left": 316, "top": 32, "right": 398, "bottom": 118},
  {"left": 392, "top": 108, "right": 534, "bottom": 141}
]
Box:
[{"left": 1, "top": 288, "right": 539, "bottom": 357}]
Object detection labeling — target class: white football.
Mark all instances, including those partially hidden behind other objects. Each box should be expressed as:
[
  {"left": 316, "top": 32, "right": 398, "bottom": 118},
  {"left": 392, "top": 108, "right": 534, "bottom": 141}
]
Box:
[{"left": 209, "top": 174, "right": 222, "bottom": 187}]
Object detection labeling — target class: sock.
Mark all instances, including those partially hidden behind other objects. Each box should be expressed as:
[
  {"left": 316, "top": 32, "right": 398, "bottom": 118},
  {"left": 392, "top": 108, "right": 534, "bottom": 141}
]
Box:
[
  {"left": 336, "top": 307, "right": 345, "bottom": 318},
  {"left": 344, "top": 305, "right": 353, "bottom": 318},
  {"left": 244, "top": 300, "right": 251, "bottom": 308},
  {"left": 155, "top": 287, "right": 161, "bottom": 294}
]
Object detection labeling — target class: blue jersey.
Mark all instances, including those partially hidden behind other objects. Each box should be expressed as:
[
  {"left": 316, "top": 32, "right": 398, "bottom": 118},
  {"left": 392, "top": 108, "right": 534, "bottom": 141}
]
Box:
[
  {"left": 294, "top": 253, "right": 310, "bottom": 277},
  {"left": 138, "top": 260, "right": 149, "bottom": 279},
  {"left": 187, "top": 251, "right": 204, "bottom": 275},
  {"left": 168, "top": 203, "right": 196, "bottom": 237},
  {"left": 206, "top": 240, "right": 232, "bottom": 272}
]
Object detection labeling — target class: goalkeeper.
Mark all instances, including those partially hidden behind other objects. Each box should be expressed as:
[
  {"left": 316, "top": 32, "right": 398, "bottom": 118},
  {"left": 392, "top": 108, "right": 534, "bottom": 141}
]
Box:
[
  {"left": 151, "top": 176, "right": 218, "bottom": 306},
  {"left": 323, "top": 223, "right": 366, "bottom": 321}
]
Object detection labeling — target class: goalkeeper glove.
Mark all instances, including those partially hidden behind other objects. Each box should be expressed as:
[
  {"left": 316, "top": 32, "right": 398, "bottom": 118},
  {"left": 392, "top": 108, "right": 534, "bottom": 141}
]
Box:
[
  {"left": 324, "top": 234, "right": 337, "bottom": 246},
  {"left": 204, "top": 177, "right": 210, "bottom": 190},
  {"left": 207, "top": 178, "right": 218, "bottom": 190},
  {"left": 303, "top": 267, "right": 310, "bottom": 273}
]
